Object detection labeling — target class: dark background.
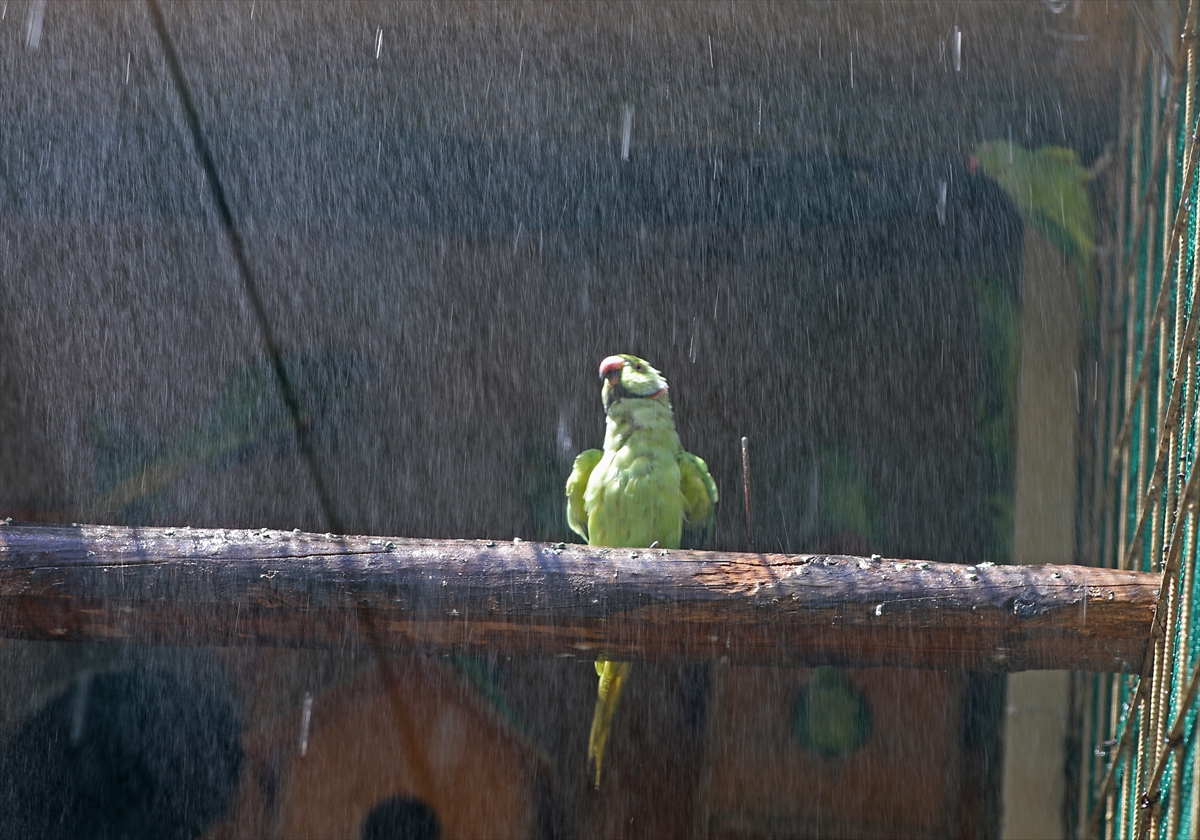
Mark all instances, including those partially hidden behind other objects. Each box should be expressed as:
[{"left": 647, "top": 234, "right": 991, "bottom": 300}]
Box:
[{"left": 0, "top": 2, "right": 1131, "bottom": 838}]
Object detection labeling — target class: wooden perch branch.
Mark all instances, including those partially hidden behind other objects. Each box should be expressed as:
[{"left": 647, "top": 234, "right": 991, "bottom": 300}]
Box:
[{"left": 0, "top": 524, "right": 1158, "bottom": 672}]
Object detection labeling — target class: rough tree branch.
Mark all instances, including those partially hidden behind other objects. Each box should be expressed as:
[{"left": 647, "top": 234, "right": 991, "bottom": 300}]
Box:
[{"left": 0, "top": 524, "right": 1157, "bottom": 672}]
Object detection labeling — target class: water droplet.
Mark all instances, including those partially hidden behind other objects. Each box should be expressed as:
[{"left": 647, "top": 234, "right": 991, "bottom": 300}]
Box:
[
  {"left": 23, "top": 0, "right": 45, "bottom": 51},
  {"left": 299, "top": 693, "right": 313, "bottom": 756},
  {"left": 69, "top": 671, "right": 92, "bottom": 746},
  {"left": 620, "top": 104, "right": 634, "bottom": 162},
  {"left": 557, "top": 411, "right": 573, "bottom": 455}
]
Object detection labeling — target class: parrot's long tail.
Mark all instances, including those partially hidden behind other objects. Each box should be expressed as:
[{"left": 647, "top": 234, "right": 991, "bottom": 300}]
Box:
[{"left": 588, "top": 658, "right": 631, "bottom": 790}]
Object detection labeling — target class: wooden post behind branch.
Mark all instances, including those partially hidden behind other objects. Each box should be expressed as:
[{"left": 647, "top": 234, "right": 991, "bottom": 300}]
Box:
[{"left": 0, "top": 524, "right": 1158, "bottom": 672}]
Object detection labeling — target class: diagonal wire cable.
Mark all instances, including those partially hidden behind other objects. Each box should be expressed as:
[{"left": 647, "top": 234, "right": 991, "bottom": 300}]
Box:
[
  {"left": 145, "top": 0, "right": 444, "bottom": 798},
  {"left": 145, "top": 0, "right": 344, "bottom": 535}
]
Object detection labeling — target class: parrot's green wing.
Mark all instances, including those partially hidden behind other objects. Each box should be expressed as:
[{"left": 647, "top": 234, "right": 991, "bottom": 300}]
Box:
[
  {"left": 679, "top": 451, "right": 718, "bottom": 548},
  {"left": 566, "top": 449, "right": 603, "bottom": 542}
]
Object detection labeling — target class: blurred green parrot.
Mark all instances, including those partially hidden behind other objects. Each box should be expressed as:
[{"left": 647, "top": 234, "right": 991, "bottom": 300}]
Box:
[
  {"left": 566, "top": 354, "right": 717, "bottom": 789},
  {"left": 88, "top": 351, "right": 366, "bottom": 522},
  {"left": 969, "top": 274, "right": 1021, "bottom": 565},
  {"left": 810, "top": 445, "right": 877, "bottom": 554},
  {"left": 792, "top": 666, "right": 871, "bottom": 757},
  {"left": 969, "top": 139, "right": 1095, "bottom": 318}
]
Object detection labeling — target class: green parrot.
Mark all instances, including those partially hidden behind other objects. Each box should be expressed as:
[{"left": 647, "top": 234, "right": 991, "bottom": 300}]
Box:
[
  {"left": 969, "top": 274, "right": 1021, "bottom": 565},
  {"left": 969, "top": 139, "right": 1096, "bottom": 318},
  {"left": 88, "top": 351, "right": 366, "bottom": 522},
  {"left": 565, "top": 354, "right": 718, "bottom": 789}
]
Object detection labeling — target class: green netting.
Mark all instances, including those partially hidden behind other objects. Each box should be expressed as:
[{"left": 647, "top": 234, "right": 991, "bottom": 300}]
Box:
[
  {"left": 1080, "top": 11, "right": 1200, "bottom": 835},
  {"left": 1080, "top": 17, "right": 1200, "bottom": 838}
]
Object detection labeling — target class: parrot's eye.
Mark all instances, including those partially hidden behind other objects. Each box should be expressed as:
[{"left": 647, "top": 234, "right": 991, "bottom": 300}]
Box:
[{"left": 633, "top": 364, "right": 644, "bottom": 372}]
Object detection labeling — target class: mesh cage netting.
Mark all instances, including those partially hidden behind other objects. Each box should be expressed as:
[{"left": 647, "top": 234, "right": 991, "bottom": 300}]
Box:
[{"left": 1080, "top": 3, "right": 1200, "bottom": 838}]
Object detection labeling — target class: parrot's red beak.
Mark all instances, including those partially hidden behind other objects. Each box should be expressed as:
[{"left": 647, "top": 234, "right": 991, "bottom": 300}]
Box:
[{"left": 599, "top": 355, "right": 625, "bottom": 383}]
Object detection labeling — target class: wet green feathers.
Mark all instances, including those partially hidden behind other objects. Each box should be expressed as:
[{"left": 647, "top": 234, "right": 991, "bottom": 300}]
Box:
[{"left": 566, "top": 354, "right": 717, "bottom": 789}]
